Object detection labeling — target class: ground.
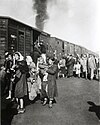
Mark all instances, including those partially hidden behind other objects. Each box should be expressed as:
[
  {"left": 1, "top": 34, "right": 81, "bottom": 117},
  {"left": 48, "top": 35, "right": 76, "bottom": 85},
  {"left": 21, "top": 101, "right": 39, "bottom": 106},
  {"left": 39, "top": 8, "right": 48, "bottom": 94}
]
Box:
[{"left": 11, "top": 77, "right": 99, "bottom": 125}]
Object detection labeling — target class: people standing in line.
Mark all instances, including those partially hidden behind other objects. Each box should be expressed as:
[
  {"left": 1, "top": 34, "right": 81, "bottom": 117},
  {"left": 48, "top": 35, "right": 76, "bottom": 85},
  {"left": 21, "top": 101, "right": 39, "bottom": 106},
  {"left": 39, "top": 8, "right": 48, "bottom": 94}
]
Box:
[
  {"left": 66, "top": 54, "right": 75, "bottom": 78},
  {"left": 87, "top": 54, "right": 96, "bottom": 80},
  {"left": 14, "top": 52, "right": 29, "bottom": 114}
]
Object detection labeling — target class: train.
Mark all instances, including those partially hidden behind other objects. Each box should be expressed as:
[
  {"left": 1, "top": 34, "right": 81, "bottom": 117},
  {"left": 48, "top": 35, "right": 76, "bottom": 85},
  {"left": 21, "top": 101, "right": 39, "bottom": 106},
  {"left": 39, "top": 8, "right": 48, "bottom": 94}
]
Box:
[{"left": 0, "top": 16, "right": 98, "bottom": 65}]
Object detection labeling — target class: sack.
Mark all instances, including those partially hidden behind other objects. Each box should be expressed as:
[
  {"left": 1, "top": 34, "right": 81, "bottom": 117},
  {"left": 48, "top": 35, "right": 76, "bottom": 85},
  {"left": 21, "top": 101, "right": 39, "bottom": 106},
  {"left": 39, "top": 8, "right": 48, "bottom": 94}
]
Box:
[{"left": 29, "top": 84, "right": 37, "bottom": 101}]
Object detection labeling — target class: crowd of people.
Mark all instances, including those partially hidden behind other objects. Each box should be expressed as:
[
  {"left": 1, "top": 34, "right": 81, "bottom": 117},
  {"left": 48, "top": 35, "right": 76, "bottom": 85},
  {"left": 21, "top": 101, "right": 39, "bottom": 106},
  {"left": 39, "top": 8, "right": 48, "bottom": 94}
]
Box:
[
  {"left": 0, "top": 47, "right": 58, "bottom": 114},
  {"left": 58, "top": 53, "right": 99, "bottom": 80},
  {"left": 0, "top": 42, "right": 99, "bottom": 115}
]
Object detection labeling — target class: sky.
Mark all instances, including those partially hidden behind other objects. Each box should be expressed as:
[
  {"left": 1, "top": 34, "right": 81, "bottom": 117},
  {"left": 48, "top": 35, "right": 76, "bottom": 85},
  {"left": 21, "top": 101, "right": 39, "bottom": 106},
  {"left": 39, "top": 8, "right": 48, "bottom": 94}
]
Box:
[{"left": 0, "top": 0, "right": 100, "bottom": 54}]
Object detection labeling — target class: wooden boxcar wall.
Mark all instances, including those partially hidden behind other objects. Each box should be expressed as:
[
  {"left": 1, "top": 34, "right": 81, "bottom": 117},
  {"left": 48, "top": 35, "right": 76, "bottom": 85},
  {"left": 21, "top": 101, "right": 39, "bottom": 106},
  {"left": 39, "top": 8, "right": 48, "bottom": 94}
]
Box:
[
  {"left": 48, "top": 37, "right": 64, "bottom": 60},
  {"left": 0, "top": 17, "right": 34, "bottom": 65},
  {"left": 8, "top": 18, "right": 33, "bottom": 56},
  {"left": 64, "top": 41, "right": 75, "bottom": 56},
  {"left": 74, "top": 45, "right": 82, "bottom": 56},
  {"left": 0, "top": 18, "right": 8, "bottom": 65}
]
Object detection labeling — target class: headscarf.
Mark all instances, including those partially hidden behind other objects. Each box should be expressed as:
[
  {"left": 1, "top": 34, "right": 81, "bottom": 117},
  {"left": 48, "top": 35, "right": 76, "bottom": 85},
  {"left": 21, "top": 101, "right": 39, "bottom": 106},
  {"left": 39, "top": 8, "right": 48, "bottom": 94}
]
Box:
[{"left": 15, "top": 52, "right": 24, "bottom": 61}]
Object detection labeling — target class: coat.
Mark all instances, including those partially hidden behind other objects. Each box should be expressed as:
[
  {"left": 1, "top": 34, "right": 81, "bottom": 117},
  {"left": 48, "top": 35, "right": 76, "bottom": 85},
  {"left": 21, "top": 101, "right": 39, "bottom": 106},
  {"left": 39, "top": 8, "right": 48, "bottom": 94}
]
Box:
[
  {"left": 47, "top": 64, "right": 58, "bottom": 99},
  {"left": 88, "top": 57, "right": 96, "bottom": 70},
  {"left": 80, "top": 58, "right": 87, "bottom": 72},
  {"left": 67, "top": 58, "right": 75, "bottom": 77},
  {"left": 14, "top": 60, "right": 29, "bottom": 98}
]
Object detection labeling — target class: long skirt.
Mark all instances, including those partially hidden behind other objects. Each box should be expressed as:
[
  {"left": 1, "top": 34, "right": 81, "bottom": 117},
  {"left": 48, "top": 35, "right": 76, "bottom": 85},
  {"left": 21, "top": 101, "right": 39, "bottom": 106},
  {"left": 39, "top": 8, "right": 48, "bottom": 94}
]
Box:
[
  {"left": 47, "top": 80, "right": 58, "bottom": 99},
  {"left": 60, "top": 67, "right": 66, "bottom": 75},
  {"left": 15, "top": 74, "right": 27, "bottom": 98}
]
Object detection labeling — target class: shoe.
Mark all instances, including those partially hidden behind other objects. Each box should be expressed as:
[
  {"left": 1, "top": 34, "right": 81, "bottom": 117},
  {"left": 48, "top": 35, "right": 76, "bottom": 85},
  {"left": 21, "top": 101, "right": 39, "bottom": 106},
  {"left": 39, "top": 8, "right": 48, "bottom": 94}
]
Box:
[
  {"left": 42, "top": 99, "right": 47, "bottom": 106},
  {"left": 49, "top": 101, "right": 53, "bottom": 108},
  {"left": 6, "top": 96, "right": 11, "bottom": 99},
  {"left": 11, "top": 98, "right": 15, "bottom": 102},
  {"left": 18, "top": 108, "right": 25, "bottom": 114},
  {"left": 17, "top": 105, "right": 20, "bottom": 110}
]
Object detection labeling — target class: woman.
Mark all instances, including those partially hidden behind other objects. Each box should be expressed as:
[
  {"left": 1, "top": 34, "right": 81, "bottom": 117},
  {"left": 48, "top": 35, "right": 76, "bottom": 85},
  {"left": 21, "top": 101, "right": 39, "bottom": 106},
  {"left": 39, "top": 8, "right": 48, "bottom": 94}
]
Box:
[
  {"left": 46, "top": 57, "right": 58, "bottom": 108},
  {"left": 26, "top": 56, "right": 39, "bottom": 101},
  {"left": 14, "top": 52, "right": 29, "bottom": 114}
]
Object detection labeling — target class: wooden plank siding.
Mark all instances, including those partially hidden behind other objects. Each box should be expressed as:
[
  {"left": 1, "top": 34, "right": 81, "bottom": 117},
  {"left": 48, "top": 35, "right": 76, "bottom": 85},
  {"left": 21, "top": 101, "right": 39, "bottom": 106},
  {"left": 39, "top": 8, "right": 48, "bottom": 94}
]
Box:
[{"left": 0, "top": 18, "right": 8, "bottom": 65}]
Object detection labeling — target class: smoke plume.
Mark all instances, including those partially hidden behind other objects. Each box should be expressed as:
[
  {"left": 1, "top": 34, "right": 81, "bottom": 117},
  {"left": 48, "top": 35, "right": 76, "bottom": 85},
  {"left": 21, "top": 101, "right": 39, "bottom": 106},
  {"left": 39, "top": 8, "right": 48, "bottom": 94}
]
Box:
[{"left": 33, "top": 0, "right": 49, "bottom": 30}]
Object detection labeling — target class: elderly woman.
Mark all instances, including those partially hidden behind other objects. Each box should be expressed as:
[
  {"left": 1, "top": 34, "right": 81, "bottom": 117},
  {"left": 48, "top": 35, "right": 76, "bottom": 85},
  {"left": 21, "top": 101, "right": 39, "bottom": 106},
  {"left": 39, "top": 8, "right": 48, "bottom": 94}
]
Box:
[{"left": 14, "top": 52, "right": 29, "bottom": 114}]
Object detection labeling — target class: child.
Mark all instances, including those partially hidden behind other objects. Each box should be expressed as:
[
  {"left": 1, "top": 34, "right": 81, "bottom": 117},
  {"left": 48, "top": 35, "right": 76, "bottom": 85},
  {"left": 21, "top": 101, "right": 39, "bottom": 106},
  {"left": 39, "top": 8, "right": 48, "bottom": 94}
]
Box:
[{"left": 74, "top": 61, "right": 81, "bottom": 78}]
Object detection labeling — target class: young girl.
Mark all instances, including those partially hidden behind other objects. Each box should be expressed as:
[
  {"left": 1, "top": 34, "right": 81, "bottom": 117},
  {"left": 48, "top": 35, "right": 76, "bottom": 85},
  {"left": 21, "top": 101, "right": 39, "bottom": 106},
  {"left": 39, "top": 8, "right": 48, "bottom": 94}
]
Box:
[{"left": 74, "top": 61, "right": 81, "bottom": 78}]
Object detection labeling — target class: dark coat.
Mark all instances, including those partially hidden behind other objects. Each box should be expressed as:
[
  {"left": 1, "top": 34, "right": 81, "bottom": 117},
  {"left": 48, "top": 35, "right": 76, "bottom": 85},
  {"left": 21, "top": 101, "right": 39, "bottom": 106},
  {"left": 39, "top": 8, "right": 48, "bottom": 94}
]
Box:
[
  {"left": 47, "top": 64, "right": 58, "bottom": 98},
  {"left": 67, "top": 58, "right": 75, "bottom": 77},
  {"left": 31, "top": 46, "right": 41, "bottom": 65},
  {"left": 14, "top": 60, "right": 29, "bottom": 98}
]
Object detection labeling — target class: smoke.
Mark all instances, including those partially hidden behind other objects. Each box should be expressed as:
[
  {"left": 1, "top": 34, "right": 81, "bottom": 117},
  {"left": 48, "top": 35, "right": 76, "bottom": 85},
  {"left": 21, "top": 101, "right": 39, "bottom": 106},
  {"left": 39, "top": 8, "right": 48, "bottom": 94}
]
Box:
[{"left": 33, "top": 0, "right": 49, "bottom": 30}]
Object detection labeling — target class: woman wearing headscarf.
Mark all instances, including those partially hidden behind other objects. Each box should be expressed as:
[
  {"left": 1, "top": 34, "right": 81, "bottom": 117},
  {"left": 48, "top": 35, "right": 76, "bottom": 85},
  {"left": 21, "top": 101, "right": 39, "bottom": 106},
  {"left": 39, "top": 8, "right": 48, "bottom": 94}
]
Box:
[
  {"left": 14, "top": 52, "right": 29, "bottom": 114},
  {"left": 26, "top": 56, "right": 39, "bottom": 101}
]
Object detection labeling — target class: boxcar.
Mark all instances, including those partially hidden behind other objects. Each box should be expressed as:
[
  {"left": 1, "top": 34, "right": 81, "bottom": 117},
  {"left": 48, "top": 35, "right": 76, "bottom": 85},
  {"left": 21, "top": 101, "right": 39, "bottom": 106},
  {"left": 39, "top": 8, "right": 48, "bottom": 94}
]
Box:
[
  {"left": 48, "top": 37, "right": 64, "bottom": 60},
  {"left": 0, "top": 16, "right": 50, "bottom": 65},
  {"left": 0, "top": 16, "right": 98, "bottom": 66}
]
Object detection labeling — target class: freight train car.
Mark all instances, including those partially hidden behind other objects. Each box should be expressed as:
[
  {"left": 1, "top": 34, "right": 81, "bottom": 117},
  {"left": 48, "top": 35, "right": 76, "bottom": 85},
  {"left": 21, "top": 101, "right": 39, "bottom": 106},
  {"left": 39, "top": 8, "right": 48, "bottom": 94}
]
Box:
[
  {"left": 48, "top": 37, "right": 64, "bottom": 60},
  {"left": 74, "top": 44, "right": 82, "bottom": 56},
  {"left": 0, "top": 16, "right": 33, "bottom": 65},
  {"left": 0, "top": 16, "right": 98, "bottom": 66},
  {"left": 0, "top": 16, "right": 50, "bottom": 66},
  {"left": 64, "top": 41, "right": 75, "bottom": 56}
]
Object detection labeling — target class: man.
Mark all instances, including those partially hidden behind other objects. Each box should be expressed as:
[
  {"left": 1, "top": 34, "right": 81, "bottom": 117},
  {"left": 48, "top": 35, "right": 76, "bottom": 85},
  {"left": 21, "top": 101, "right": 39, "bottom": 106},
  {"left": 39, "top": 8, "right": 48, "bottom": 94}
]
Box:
[{"left": 87, "top": 54, "right": 96, "bottom": 80}]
